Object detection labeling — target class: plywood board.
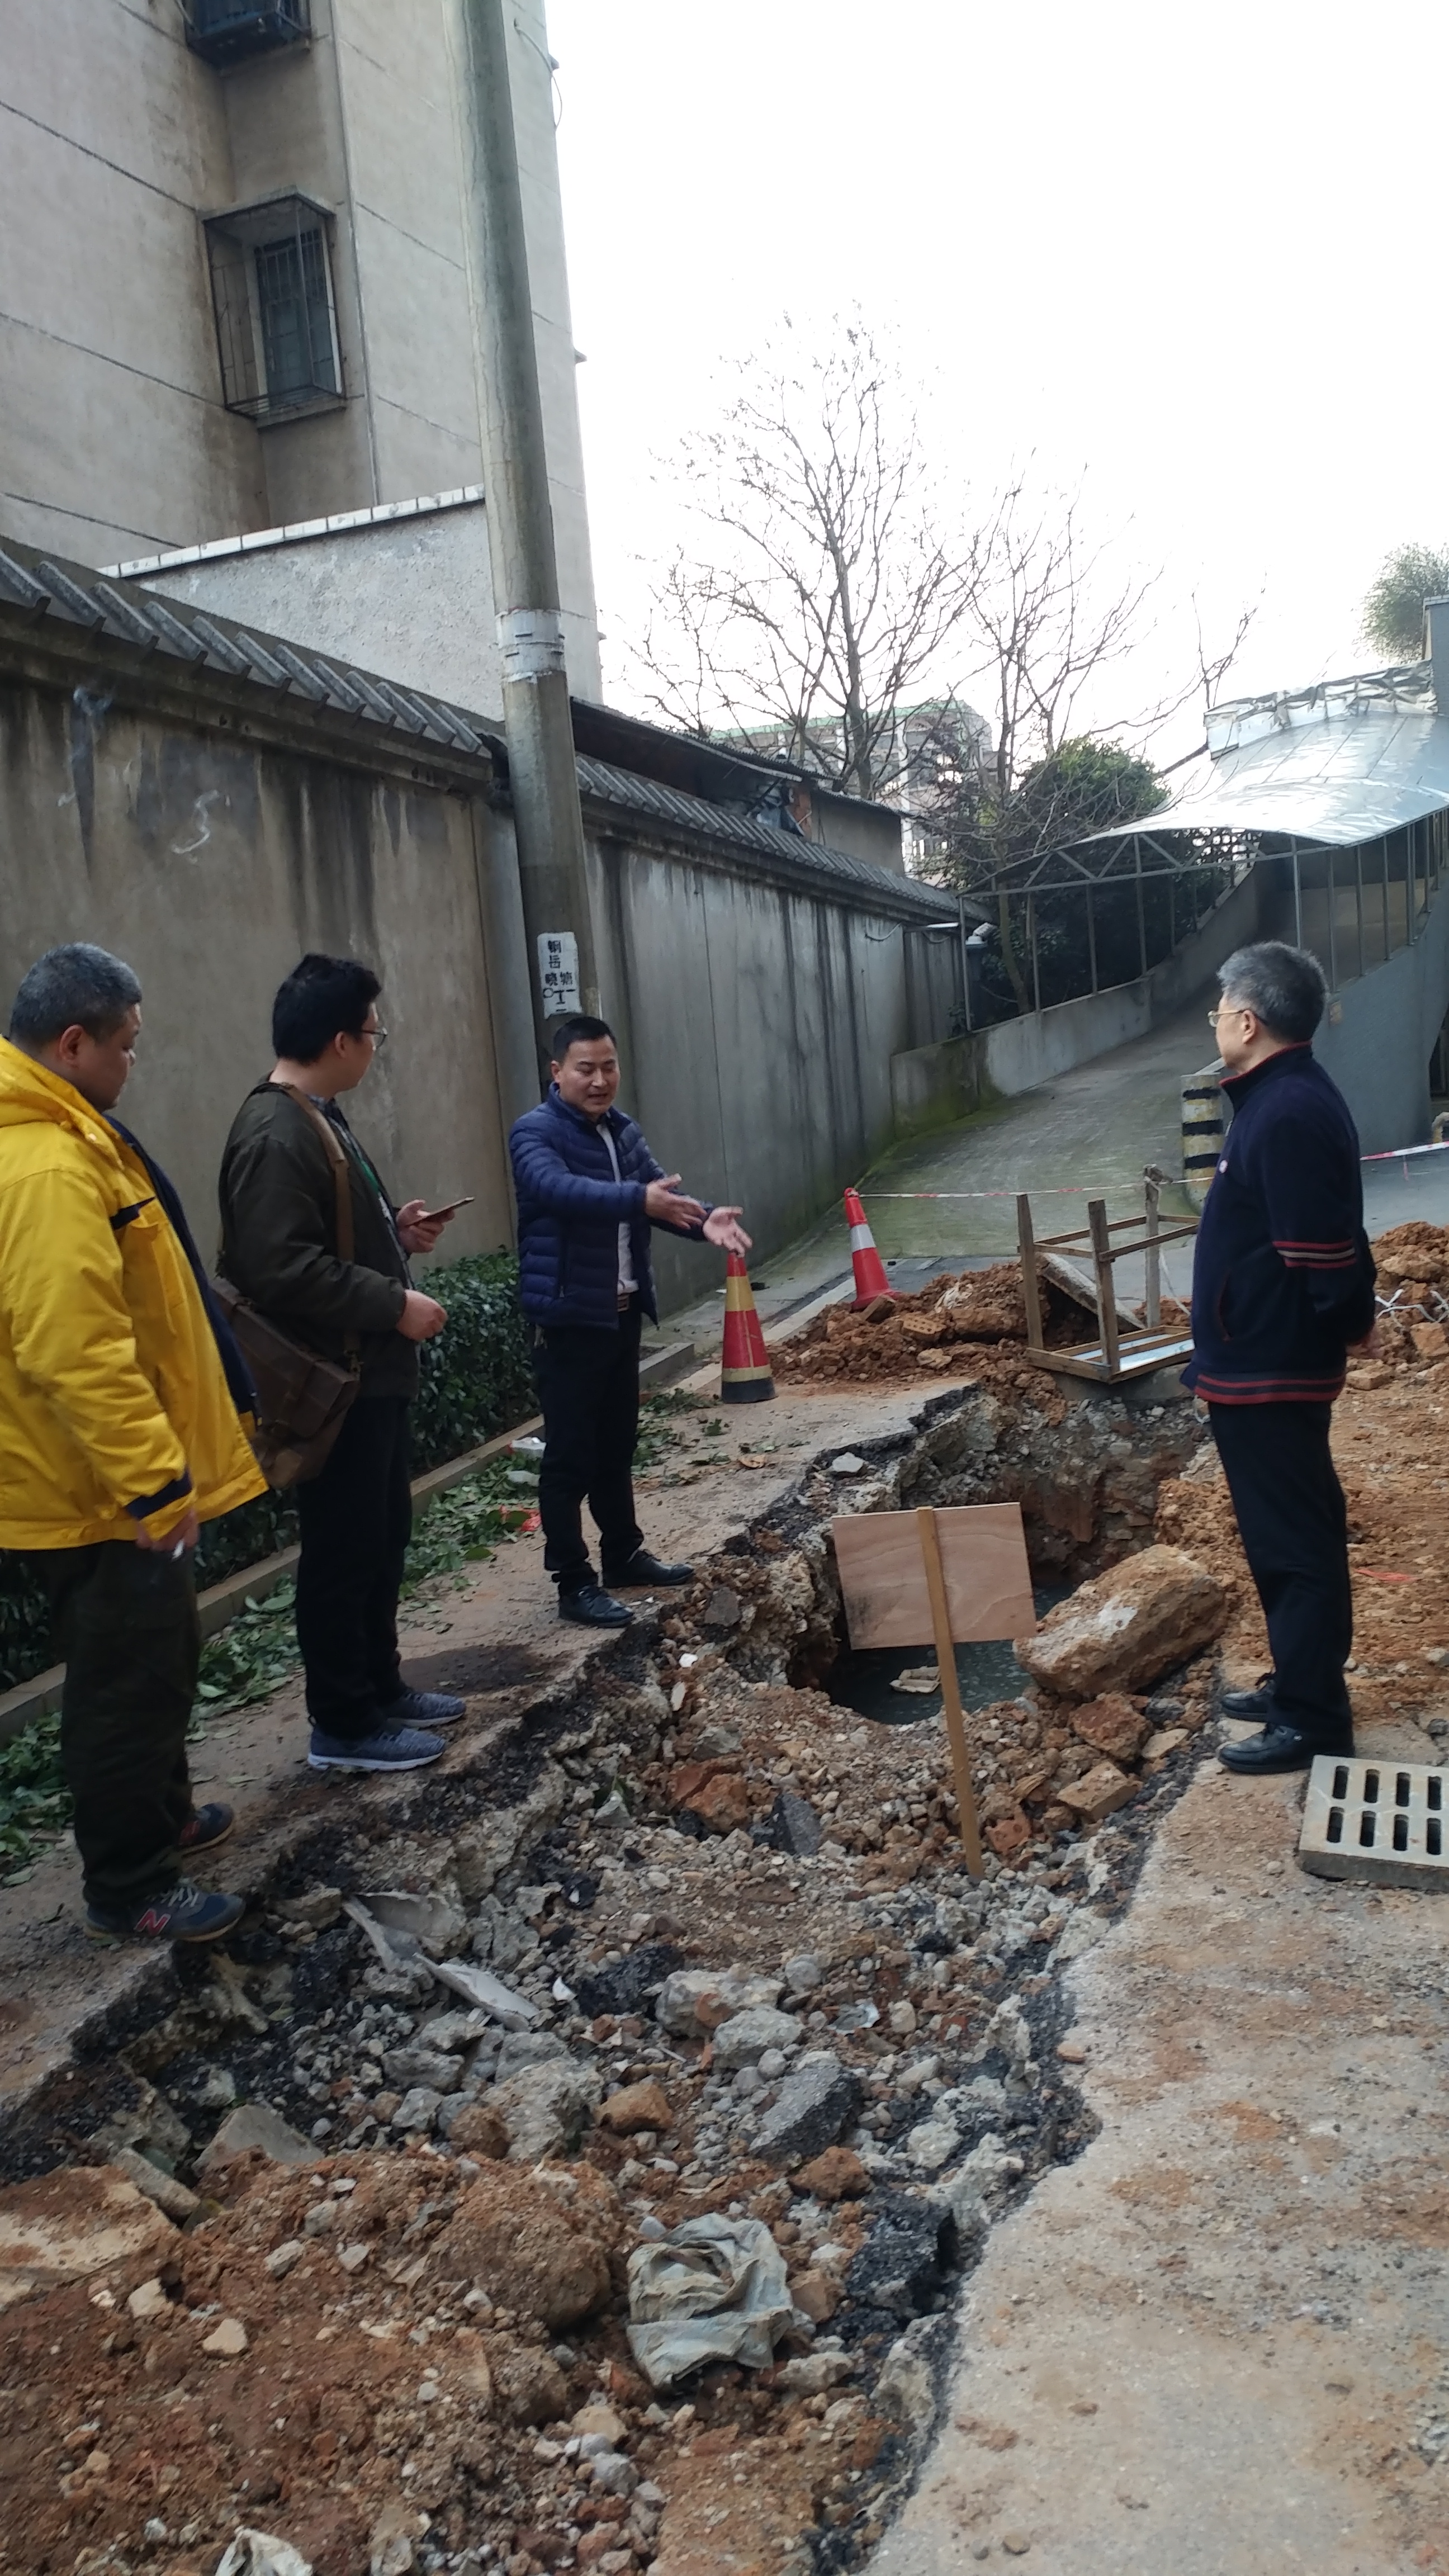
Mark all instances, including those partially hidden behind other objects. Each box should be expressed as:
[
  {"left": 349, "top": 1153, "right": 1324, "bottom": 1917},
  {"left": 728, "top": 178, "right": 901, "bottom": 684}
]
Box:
[{"left": 832, "top": 1503, "right": 1036, "bottom": 1650}]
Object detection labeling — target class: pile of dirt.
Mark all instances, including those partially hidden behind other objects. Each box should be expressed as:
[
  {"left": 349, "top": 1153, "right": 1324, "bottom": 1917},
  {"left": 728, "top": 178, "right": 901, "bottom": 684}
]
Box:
[
  {"left": 773, "top": 1262, "right": 1092, "bottom": 1398},
  {"left": 1357, "top": 1221, "right": 1449, "bottom": 1378}
]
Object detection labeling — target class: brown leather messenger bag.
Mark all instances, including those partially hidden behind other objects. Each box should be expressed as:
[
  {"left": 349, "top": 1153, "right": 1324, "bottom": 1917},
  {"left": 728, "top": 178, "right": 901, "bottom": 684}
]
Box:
[{"left": 212, "top": 1087, "right": 362, "bottom": 1490}]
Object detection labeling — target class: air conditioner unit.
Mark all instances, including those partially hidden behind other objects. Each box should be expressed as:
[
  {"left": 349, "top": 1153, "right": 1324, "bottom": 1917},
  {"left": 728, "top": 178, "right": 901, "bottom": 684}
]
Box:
[{"left": 185, "top": 0, "right": 310, "bottom": 70}]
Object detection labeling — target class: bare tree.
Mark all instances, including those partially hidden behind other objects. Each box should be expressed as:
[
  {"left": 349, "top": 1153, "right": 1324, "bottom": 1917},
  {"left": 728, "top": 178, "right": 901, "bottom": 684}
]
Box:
[
  {"left": 921, "top": 477, "right": 1257, "bottom": 1009},
  {"left": 627, "top": 320, "right": 972, "bottom": 802}
]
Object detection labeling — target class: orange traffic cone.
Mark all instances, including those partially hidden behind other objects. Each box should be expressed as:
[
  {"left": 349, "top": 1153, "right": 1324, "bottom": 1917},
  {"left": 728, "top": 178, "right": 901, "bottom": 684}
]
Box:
[
  {"left": 844, "top": 1187, "right": 895, "bottom": 1308},
  {"left": 720, "top": 1253, "right": 775, "bottom": 1403}
]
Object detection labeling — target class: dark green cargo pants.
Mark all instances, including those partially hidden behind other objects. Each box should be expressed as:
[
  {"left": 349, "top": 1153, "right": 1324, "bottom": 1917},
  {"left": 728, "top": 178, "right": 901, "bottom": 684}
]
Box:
[{"left": 28, "top": 1539, "right": 199, "bottom": 1909}]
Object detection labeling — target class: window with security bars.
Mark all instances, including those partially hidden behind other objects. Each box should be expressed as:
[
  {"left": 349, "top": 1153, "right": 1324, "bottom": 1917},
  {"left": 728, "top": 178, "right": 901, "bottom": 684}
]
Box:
[
  {"left": 204, "top": 194, "right": 343, "bottom": 423},
  {"left": 185, "top": 1, "right": 310, "bottom": 68}
]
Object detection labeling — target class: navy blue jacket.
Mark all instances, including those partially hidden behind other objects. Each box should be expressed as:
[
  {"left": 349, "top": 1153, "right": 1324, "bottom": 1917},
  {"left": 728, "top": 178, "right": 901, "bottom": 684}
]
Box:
[
  {"left": 1185, "top": 1045, "right": 1375, "bottom": 1404},
  {"left": 510, "top": 1087, "right": 709, "bottom": 1328}
]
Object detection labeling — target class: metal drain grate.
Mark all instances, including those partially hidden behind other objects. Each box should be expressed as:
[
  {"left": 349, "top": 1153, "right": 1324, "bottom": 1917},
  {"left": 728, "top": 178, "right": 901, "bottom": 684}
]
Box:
[{"left": 1299, "top": 1755, "right": 1449, "bottom": 1888}]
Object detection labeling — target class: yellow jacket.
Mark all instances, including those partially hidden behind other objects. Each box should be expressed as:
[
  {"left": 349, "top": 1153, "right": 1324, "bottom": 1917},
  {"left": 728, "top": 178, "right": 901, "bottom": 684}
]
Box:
[{"left": 0, "top": 1039, "right": 264, "bottom": 1548}]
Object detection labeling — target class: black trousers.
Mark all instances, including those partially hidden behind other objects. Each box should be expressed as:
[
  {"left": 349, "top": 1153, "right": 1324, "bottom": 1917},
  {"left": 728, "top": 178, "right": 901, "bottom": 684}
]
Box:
[
  {"left": 1209, "top": 1400, "right": 1353, "bottom": 1740},
  {"left": 29, "top": 1539, "right": 199, "bottom": 1908},
  {"left": 295, "top": 1394, "right": 413, "bottom": 1739},
  {"left": 533, "top": 1298, "right": 645, "bottom": 1588}
]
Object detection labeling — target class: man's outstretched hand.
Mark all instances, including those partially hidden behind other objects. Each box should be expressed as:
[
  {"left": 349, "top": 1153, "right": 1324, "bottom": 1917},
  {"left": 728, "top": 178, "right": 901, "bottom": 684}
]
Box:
[
  {"left": 644, "top": 1175, "right": 707, "bottom": 1229},
  {"left": 703, "top": 1205, "right": 752, "bottom": 1257}
]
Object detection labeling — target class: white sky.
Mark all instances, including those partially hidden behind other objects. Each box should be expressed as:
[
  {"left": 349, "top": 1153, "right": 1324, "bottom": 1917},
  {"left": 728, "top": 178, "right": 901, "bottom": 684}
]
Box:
[{"left": 547, "top": 0, "right": 1449, "bottom": 766}]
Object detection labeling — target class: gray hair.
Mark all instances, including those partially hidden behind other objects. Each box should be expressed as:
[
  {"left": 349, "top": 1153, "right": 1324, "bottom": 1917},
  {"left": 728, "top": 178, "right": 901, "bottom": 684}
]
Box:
[
  {"left": 8, "top": 943, "right": 143, "bottom": 1048},
  {"left": 1218, "top": 941, "right": 1327, "bottom": 1044}
]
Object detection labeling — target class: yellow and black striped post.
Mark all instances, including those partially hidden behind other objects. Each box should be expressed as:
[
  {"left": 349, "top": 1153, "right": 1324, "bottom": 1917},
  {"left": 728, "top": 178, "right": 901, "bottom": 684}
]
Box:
[{"left": 1182, "top": 1058, "right": 1225, "bottom": 1204}]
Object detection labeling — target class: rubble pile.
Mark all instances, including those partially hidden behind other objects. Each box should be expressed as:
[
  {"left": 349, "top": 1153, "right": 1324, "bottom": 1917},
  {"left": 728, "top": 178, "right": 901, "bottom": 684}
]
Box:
[
  {"left": 0, "top": 1379, "right": 1242, "bottom": 2576},
  {"left": 773, "top": 1262, "right": 1082, "bottom": 1394},
  {"left": 1354, "top": 1222, "right": 1449, "bottom": 1380}
]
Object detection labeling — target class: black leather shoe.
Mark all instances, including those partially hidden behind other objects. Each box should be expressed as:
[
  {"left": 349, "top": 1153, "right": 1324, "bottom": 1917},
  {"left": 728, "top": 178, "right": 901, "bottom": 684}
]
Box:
[
  {"left": 603, "top": 1548, "right": 695, "bottom": 1589},
  {"left": 1218, "top": 1721, "right": 1353, "bottom": 1774},
  {"left": 559, "top": 1581, "right": 634, "bottom": 1628},
  {"left": 1220, "top": 1673, "right": 1275, "bottom": 1717}
]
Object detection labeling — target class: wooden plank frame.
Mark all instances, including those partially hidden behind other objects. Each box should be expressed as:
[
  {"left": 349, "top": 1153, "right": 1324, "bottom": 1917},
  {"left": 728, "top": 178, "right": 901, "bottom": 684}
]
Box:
[{"left": 1016, "top": 1180, "right": 1196, "bottom": 1386}]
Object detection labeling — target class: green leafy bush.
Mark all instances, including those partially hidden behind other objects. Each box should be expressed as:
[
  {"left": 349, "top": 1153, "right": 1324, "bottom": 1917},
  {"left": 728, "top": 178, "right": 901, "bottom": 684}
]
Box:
[
  {"left": 411, "top": 1249, "right": 536, "bottom": 1471},
  {"left": 0, "top": 1248, "right": 534, "bottom": 1693}
]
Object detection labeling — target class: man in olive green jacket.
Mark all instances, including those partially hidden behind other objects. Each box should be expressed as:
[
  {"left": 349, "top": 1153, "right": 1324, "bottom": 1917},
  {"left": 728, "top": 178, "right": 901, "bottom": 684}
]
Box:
[{"left": 219, "top": 954, "right": 463, "bottom": 1774}]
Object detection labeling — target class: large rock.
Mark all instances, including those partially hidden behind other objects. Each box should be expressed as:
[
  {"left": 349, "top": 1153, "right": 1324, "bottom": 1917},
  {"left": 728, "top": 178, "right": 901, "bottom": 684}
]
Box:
[
  {"left": 198, "top": 2104, "right": 320, "bottom": 2176},
  {"left": 1057, "top": 1761, "right": 1138, "bottom": 1823},
  {"left": 711, "top": 2006, "right": 803, "bottom": 2071},
  {"left": 574, "top": 1942, "right": 685, "bottom": 2021},
  {"left": 600, "top": 2080, "right": 672, "bottom": 2134},
  {"left": 381, "top": 2046, "right": 462, "bottom": 2095},
  {"left": 1015, "top": 1546, "right": 1227, "bottom": 1699},
  {"left": 1068, "top": 1692, "right": 1149, "bottom": 1764},
  {"left": 752, "top": 2054, "right": 863, "bottom": 2165},
  {"left": 432, "top": 2163, "right": 622, "bottom": 2328},
  {"left": 845, "top": 2194, "right": 959, "bottom": 2317},
  {"left": 0, "top": 2165, "right": 176, "bottom": 2309},
  {"left": 489, "top": 2056, "right": 602, "bottom": 2162},
  {"left": 656, "top": 1966, "right": 782, "bottom": 2038}
]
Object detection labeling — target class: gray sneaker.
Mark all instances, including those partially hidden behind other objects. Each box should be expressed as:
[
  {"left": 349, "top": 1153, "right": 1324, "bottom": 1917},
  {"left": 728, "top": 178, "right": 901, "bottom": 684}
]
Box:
[
  {"left": 307, "top": 1725, "right": 446, "bottom": 1773},
  {"left": 384, "top": 1687, "right": 467, "bottom": 1729}
]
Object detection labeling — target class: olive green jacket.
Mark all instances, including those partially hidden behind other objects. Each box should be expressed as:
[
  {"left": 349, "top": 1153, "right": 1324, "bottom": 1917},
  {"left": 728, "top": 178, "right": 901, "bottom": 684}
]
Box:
[{"left": 217, "top": 1081, "right": 417, "bottom": 1400}]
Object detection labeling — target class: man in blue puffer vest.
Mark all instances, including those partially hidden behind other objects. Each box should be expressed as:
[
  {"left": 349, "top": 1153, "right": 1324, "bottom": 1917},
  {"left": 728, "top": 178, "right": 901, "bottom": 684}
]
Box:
[
  {"left": 1183, "top": 941, "right": 1376, "bottom": 1774},
  {"left": 510, "top": 1015, "right": 752, "bottom": 1627}
]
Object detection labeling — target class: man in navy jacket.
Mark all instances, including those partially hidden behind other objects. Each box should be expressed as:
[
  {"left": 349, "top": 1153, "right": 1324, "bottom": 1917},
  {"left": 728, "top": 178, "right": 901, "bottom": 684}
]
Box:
[
  {"left": 510, "top": 1016, "right": 751, "bottom": 1626},
  {"left": 1185, "top": 943, "right": 1376, "bottom": 1774}
]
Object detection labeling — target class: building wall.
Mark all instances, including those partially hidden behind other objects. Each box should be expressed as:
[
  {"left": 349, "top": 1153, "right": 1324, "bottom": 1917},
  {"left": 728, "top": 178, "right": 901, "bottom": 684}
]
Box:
[
  {"left": 0, "top": 674, "right": 518, "bottom": 1267},
  {"left": 0, "top": 650, "right": 956, "bottom": 1315},
  {"left": 0, "top": 0, "right": 600, "bottom": 689},
  {"left": 589, "top": 829, "right": 956, "bottom": 1310},
  {"left": 126, "top": 488, "right": 600, "bottom": 721}
]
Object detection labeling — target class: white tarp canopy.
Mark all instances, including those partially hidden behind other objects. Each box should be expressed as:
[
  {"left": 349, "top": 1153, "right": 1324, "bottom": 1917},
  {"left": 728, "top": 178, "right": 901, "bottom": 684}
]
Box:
[{"left": 1081, "top": 670, "right": 1449, "bottom": 850}]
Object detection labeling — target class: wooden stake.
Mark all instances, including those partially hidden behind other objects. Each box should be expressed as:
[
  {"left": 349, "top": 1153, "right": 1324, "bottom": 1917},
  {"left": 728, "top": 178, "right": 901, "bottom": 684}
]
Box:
[
  {"left": 1087, "top": 1198, "right": 1120, "bottom": 1376},
  {"left": 1143, "top": 1168, "right": 1162, "bottom": 1330},
  {"left": 916, "top": 1505, "right": 984, "bottom": 1877}
]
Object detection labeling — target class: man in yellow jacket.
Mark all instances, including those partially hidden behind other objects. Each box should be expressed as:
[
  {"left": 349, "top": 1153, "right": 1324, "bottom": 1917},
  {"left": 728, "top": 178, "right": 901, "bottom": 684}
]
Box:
[{"left": 0, "top": 945, "right": 265, "bottom": 1941}]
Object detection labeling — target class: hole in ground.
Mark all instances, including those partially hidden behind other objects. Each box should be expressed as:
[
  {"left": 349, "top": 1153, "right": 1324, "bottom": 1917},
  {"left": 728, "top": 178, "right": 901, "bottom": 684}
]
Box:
[{"left": 824, "top": 1584, "right": 1074, "bottom": 1726}]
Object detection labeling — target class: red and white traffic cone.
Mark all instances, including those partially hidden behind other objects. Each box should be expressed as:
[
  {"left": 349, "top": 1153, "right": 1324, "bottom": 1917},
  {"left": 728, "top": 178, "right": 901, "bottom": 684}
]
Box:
[
  {"left": 844, "top": 1187, "right": 895, "bottom": 1309},
  {"left": 720, "top": 1253, "right": 775, "bottom": 1403}
]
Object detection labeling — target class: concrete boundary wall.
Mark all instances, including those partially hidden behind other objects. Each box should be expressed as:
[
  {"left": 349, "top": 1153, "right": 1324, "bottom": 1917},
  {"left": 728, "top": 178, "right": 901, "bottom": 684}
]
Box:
[
  {"left": 890, "top": 865, "right": 1274, "bottom": 1137},
  {"left": 0, "top": 580, "right": 957, "bottom": 1313}
]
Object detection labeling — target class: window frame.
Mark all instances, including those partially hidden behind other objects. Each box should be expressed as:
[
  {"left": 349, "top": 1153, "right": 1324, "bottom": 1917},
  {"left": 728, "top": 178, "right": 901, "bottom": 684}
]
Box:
[{"left": 202, "top": 192, "right": 346, "bottom": 427}]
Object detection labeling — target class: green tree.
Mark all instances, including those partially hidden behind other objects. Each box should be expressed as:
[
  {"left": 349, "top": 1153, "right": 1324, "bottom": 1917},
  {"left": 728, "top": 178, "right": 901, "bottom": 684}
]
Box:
[
  {"left": 920, "top": 737, "right": 1169, "bottom": 1014},
  {"left": 1362, "top": 543, "right": 1449, "bottom": 661}
]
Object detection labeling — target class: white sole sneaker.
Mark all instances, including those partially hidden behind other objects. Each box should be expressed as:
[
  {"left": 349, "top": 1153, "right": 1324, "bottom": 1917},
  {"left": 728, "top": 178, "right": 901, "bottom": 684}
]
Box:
[{"left": 307, "top": 1729, "right": 445, "bottom": 1772}]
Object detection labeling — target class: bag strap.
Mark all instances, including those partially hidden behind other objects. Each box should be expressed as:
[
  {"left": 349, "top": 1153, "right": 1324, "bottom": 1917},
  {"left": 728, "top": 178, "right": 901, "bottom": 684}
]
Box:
[{"left": 274, "top": 1084, "right": 361, "bottom": 1361}]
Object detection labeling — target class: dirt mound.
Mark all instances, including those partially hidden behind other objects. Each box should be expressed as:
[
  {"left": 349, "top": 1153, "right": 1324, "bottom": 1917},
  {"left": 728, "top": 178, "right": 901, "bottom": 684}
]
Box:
[
  {"left": 774, "top": 1262, "right": 1095, "bottom": 1397},
  {"left": 1353, "top": 1223, "right": 1449, "bottom": 1380}
]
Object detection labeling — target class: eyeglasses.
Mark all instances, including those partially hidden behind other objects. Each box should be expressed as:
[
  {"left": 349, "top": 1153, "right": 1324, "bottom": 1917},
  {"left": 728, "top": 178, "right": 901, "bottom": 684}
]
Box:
[
  {"left": 357, "top": 1024, "right": 388, "bottom": 1049},
  {"left": 1206, "top": 1005, "right": 1248, "bottom": 1026}
]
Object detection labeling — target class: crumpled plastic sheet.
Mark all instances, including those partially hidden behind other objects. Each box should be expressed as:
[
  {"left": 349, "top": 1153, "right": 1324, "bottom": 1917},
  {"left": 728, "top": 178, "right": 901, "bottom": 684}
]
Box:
[
  {"left": 215, "top": 2532, "right": 313, "bottom": 2576},
  {"left": 626, "top": 2212, "right": 804, "bottom": 2388}
]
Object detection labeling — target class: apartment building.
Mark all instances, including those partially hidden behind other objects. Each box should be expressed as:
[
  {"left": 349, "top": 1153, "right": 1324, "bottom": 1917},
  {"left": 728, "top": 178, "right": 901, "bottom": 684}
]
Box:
[{"left": 1, "top": 0, "right": 600, "bottom": 700}]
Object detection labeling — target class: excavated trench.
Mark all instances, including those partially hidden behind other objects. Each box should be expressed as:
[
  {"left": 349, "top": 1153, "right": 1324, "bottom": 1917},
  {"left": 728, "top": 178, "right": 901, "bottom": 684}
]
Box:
[{"left": 0, "top": 1375, "right": 1217, "bottom": 2576}]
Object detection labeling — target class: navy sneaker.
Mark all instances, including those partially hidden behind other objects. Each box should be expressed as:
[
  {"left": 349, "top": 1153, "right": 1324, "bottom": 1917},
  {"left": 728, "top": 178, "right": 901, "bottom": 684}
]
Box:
[
  {"left": 86, "top": 1880, "right": 245, "bottom": 1944},
  {"left": 383, "top": 1688, "right": 467, "bottom": 1729},
  {"left": 178, "top": 1801, "right": 235, "bottom": 1857},
  {"left": 307, "top": 1724, "right": 446, "bottom": 1773}
]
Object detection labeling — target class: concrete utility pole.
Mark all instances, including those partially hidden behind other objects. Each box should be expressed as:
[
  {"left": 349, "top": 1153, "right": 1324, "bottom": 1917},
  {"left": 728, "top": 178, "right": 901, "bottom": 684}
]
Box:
[{"left": 457, "top": 0, "right": 600, "bottom": 1077}]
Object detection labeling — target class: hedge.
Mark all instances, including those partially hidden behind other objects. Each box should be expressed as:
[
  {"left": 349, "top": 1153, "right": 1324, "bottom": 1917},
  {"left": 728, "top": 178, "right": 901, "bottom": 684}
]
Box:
[{"left": 0, "top": 1248, "right": 536, "bottom": 1694}]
